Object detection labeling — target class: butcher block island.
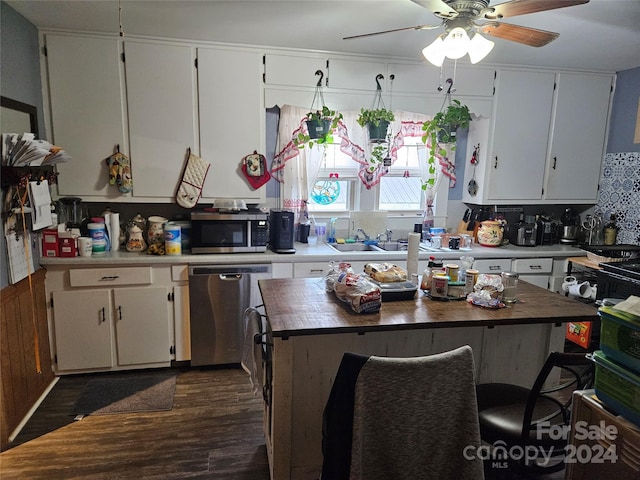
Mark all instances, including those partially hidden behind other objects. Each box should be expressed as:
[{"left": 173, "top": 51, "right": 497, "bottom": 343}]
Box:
[{"left": 258, "top": 278, "right": 598, "bottom": 480}]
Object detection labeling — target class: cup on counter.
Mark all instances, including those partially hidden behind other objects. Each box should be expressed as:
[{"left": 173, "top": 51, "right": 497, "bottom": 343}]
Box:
[
  {"left": 78, "top": 237, "right": 93, "bottom": 257},
  {"left": 562, "top": 276, "right": 578, "bottom": 293},
  {"left": 568, "top": 281, "right": 592, "bottom": 298},
  {"left": 315, "top": 222, "right": 327, "bottom": 242}
]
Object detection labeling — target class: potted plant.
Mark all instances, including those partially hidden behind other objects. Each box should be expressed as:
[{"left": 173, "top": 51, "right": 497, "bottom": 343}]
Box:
[
  {"left": 421, "top": 99, "right": 472, "bottom": 188},
  {"left": 357, "top": 107, "right": 395, "bottom": 142},
  {"left": 295, "top": 106, "right": 343, "bottom": 149}
]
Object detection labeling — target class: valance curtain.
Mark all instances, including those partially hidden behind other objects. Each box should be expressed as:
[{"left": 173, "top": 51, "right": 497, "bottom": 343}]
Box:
[{"left": 271, "top": 105, "right": 453, "bottom": 223}]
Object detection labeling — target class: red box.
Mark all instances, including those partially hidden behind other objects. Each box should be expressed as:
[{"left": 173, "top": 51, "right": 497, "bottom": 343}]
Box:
[
  {"left": 566, "top": 321, "right": 593, "bottom": 349},
  {"left": 58, "top": 236, "right": 78, "bottom": 257},
  {"left": 41, "top": 229, "right": 59, "bottom": 257}
]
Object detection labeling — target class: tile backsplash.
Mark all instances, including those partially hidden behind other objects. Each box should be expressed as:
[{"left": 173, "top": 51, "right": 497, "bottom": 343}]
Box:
[{"left": 595, "top": 152, "right": 640, "bottom": 245}]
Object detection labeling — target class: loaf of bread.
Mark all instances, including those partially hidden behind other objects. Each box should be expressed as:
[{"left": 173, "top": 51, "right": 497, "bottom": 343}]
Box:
[{"left": 364, "top": 263, "right": 408, "bottom": 283}]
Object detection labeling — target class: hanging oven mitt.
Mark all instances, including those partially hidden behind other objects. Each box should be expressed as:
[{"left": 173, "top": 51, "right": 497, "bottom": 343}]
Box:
[
  {"left": 105, "top": 145, "right": 133, "bottom": 193},
  {"left": 241, "top": 151, "right": 271, "bottom": 189},
  {"left": 176, "top": 148, "right": 211, "bottom": 209}
]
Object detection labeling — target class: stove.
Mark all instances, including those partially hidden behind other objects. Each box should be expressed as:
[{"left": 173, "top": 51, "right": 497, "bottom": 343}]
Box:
[{"left": 597, "top": 259, "right": 640, "bottom": 300}]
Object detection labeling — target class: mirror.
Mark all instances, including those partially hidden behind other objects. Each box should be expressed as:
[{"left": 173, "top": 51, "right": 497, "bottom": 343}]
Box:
[{"left": 1, "top": 96, "right": 38, "bottom": 138}]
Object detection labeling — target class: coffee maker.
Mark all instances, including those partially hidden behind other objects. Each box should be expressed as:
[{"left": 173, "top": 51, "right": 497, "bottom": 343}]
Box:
[
  {"left": 559, "top": 208, "right": 579, "bottom": 244},
  {"left": 269, "top": 209, "right": 296, "bottom": 254}
]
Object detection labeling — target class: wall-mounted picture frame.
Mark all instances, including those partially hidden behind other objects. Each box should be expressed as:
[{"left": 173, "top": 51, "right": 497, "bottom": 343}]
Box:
[{"left": 1, "top": 96, "right": 38, "bottom": 138}]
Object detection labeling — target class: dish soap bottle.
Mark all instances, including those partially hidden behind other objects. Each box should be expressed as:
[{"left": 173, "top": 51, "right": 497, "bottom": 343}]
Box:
[
  {"left": 421, "top": 204, "right": 434, "bottom": 242},
  {"left": 603, "top": 214, "right": 617, "bottom": 246}
]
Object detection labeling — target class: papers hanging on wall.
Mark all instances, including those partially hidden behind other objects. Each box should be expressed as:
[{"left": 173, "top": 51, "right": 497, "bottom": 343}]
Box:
[
  {"left": 27, "top": 180, "right": 53, "bottom": 230},
  {"left": 1, "top": 133, "right": 71, "bottom": 167},
  {"left": 5, "top": 231, "right": 36, "bottom": 284}
]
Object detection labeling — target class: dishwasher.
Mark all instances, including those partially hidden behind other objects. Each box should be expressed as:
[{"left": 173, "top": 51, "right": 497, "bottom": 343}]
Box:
[{"left": 188, "top": 264, "right": 271, "bottom": 366}]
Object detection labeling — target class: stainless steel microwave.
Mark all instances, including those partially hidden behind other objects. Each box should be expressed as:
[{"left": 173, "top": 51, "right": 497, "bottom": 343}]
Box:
[{"left": 190, "top": 209, "right": 268, "bottom": 253}]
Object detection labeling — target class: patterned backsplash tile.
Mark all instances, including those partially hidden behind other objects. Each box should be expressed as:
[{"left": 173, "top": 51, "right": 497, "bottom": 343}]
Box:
[{"left": 595, "top": 152, "right": 640, "bottom": 245}]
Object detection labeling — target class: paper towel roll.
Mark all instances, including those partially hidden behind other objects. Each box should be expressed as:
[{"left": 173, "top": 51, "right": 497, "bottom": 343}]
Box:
[
  {"left": 110, "top": 213, "right": 120, "bottom": 251},
  {"left": 407, "top": 232, "right": 420, "bottom": 278}
]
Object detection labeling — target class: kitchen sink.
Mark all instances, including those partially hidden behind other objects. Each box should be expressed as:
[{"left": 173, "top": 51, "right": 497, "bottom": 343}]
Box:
[
  {"left": 376, "top": 241, "right": 409, "bottom": 251},
  {"left": 327, "top": 243, "right": 383, "bottom": 253}
]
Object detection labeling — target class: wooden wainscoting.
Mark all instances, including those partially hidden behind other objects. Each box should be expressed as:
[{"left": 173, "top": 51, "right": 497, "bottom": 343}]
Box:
[{"left": 1, "top": 268, "right": 55, "bottom": 450}]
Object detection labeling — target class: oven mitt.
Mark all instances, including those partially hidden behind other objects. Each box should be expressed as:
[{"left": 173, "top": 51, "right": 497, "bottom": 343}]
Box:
[
  {"left": 105, "top": 145, "right": 132, "bottom": 193},
  {"left": 176, "top": 148, "right": 211, "bottom": 209},
  {"left": 241, "top": 151, "right": 271, "bottom": 189}
]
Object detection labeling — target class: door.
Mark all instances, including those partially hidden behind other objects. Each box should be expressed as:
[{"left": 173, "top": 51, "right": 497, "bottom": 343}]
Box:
[
  {"left": 544, "top": 73, "right": 613, "bottom": 201},
  {"left": 487, "top": 70, "right": 555, "bottom": 201},
  {"left": 124, "top": 41, "right": 198, "bottom": 198},
  {"left": 52, "top": 290, "right": 113, "bottom": 371},
  {"left": 113, "top": 287, "right": 171, "bottom": 366},
  {"left": 198, "top": 47, "right": 265, "bottom": 202},
  {"left": 45, "top": 34, "right": 127, "bottom": 198}
]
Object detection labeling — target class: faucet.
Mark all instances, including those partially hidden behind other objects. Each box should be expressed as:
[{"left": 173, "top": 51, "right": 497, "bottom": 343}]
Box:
[
  {"left": 356, "top": 228, "right": 370, "bottom": 241},
  {"left": 385, "top": 229, "right": 393, "bottom": 242}
]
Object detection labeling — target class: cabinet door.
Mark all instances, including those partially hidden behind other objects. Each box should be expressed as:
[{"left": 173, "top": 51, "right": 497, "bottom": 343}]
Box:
[
  {"left": 328, "top": 58, "right": 386, "bottom": 90},
  {"left": 264, "top": 54, "right": 327, "bottom": 87},
  {"left": 113, "top": 287, "right": 171, "bottom": 366},
  {"left": 198, "top": 48, "right": 265, "bottom": 202},
  {"left": 52, "top": 290, "right": 113, "bottom": 371},
  {"left": 45, "top": 34, "right": 127, "bottom": 198},
  {"left": 487, "top": 70, "right": 555, "bottom": 201},
  {"left": 544, "top": 73, "right": 613, "bottom": 201},
  {"left": 124, "top": 41, "right": 198, "bottom": 198}
]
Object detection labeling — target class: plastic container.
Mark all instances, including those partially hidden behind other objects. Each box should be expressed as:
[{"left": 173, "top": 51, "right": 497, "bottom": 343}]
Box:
[
  {"left": 87, "top": 222, "right": 107, "bottom": 255},
  {"left": 598, "top": 306, "right": 640, "bottom": 372},
  {"left": 164, "top": 223, "right": 182, "bottom": 255},
  {"left": 501, "top": 271, "right": 519, "bottom": 303},
  {"left": 590, "top": 350, "right": 640, "bottom": 427}
]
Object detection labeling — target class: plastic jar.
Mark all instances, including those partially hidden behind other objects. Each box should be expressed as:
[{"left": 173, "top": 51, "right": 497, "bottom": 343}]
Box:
[
  {"left": 164, "top": 223, "right": 182, "bottom": 255},
  {"left": 501, "top": 272, "right": 519, "bottom": 303}
]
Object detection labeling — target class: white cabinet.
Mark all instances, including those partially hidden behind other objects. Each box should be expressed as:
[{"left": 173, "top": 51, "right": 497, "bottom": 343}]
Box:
[
  {"left": 327, "top": 58, "right": 386, "bottom": 90},
  {"left": 124, "top": 41, "right": 198, "bottom": 198},
  {"left": 52, "top": 286, "right": 171, "bottom": 372},
  {"left": 512, "top": 257, "right": 553, "bottom": 290},
  {"left": 198, "top": 47, "right": 265, "bottom": 203},
  {"left": 387, "top": 63, "right": 494, "bottom": 97},
  {"left": 52, "top": 289, "right": 114, "bottom": 370},
  {"left": 264, "top": 53, "right": 327, "bottom": 87},
  {"left": 472, "top": 258, "right": 511, "bottom": 274},
  {"left": 462, "top": 69, "right": 613, "bottom": 205},
  {"left": 44, "top": 34, "right": 127, "bottom": 198},
  {"left": 543, "top": 73, "right": 613, "bottom": 201}
]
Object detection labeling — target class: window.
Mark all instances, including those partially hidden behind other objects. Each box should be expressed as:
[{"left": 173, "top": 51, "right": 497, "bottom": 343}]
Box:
[{"left": 378, "top": 137, "right": 426, "bottom": 211}]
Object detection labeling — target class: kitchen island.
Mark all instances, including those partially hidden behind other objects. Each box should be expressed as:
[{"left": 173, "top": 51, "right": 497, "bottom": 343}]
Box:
[{"left": 258, "top": 277, "right": 598, "bottom": 480}]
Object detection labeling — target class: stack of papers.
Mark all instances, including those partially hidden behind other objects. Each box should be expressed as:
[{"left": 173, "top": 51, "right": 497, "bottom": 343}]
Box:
[{"left": 1, "top": 133, "right": 71, "bottom": 167}]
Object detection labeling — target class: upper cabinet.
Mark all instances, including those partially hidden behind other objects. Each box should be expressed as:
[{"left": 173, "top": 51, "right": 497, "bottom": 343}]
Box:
[
  {"left": 264, "top": 53, "right": 327, "bottom": 87},
  {"left": 327, "top": 58, "right": 386, "bottom": 90},
  {"left": 462, "top": 69, "right": 613, "bottom": 205},
  {"left": 45, "top": 34, "right": 127, "bottom": 199},
  {"left": 124, "top": 41, "right": 198, "bottom": 199},
  {"left": 198, "top": 47, "right": 265, "bottom": 202}
]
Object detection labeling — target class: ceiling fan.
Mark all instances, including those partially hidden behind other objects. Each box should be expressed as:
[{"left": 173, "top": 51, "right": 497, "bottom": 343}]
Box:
[{"left": 344, "top": 0, "right": 590, "bottom": 64}]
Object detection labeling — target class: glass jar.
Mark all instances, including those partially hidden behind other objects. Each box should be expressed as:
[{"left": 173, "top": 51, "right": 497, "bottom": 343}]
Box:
[{"left": 501, "top": 272, "right": 519, "bottom": 303}]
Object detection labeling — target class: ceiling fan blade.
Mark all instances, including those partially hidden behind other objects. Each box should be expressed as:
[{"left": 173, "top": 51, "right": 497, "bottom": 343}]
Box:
[
  {"left": 480, "top": 22, "right": 559, "bottom": 46},
  {"left": 343, "top": 24, "right": 441, "bottom": 40},
  {"left": 411, "top": 0, "right": 458, "bottom": 18},
  {"left": 483, "top": 0, "right": 590, "bottom": 20}
]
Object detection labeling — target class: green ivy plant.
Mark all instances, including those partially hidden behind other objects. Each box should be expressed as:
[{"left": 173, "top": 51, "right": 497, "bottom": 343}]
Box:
[
  {"left": 295, "top": 106, "right": 343, "bottom": 149},
  {"left": 421, "top": 100, "right": 472, "bottom": 189},
  {"left": 356, "top": 107, "right": 395, "bottom": 127}
]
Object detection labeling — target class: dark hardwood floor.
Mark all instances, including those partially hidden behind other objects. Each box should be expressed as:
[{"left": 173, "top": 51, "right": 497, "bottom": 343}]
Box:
[
  {"left": 1, "top": 366, "right": 566, "bottom": 480},
  {"left": 1, "top": 366, "right": 270, "bottom": 480}
]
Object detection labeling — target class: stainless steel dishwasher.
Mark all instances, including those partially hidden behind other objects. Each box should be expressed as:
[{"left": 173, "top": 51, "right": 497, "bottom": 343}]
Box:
[{"left": 188, "top": 264, "right": 271, "bottom": 366}]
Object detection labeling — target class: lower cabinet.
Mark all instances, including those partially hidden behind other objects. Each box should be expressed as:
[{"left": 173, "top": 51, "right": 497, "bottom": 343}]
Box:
[{"left": 51, "top": 285, "right": 172, "bottom": 372}]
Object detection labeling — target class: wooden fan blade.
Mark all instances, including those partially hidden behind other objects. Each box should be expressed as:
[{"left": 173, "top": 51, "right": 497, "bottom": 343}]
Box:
[
  {"left": 483, "top": 0, "right": 590, "bottom": 20},
  {"left": 343, "top": 24, "right": 441, "bottom": 40},
  {"left": 480, "top": 21, "right": 559, "bottom": 47},
  {"left": 411, "top": 0, "right": 458, "bottom": 18}
]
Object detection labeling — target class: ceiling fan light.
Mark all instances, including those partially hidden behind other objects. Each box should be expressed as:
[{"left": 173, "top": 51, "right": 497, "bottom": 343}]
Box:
[
  {"left": 468, "top": 32, "right": 495, "bottom": 64},
  {"left": 443, "top": 27, "right": 470, "bottom": 60},
  {"left": 422, "top": 36, "right": 446, "bottom": 67}
]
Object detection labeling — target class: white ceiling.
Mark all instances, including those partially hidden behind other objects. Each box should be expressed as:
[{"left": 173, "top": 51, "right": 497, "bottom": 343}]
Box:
[{"left": 6, "top": 0, "right": 640, "bottom": 72}]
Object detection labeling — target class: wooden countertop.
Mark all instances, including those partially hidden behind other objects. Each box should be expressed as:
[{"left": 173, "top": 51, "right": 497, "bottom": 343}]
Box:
[{"left": 259, "top": 278, "right": 598, "bottom": 338}]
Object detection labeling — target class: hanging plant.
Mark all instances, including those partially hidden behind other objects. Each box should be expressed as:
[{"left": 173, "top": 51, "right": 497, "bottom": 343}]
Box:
[
  {"left": 421, "top": 98, "right": 471, "bottom": 190},
  {"left": 295, "top": 106, "right": 343, "bottom": 149},
  {"left": 294, "top": 70, "right": 343, "bottom": 150},
  {"left": 358, "top": 74, "right": 395, "bottom": 143}
]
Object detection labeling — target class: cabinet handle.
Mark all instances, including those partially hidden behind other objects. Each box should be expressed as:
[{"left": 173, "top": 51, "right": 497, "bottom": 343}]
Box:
[
  {"left": 530, "top": 265, "right": 542, "bottom": 270},
  {"left": 118, "top": 306, "right": 122, "bottom": 320},
  {"left": 310, "top": 269, "right": 325, "bottom": 273},
  {"left": 552, "top": 157, "right": 557, "bottom": 170},
  {"left": 493, "top": 156, "right": 498, "bottom": 169},
  {"left": 489, "top": 265, "right": 501, "bottom": 271},
  {"left": 101, "top": 307, "right": 106, "bottom": 323},
  {"left": 100, "top": 275, "right": 119, "bottom": 281}
]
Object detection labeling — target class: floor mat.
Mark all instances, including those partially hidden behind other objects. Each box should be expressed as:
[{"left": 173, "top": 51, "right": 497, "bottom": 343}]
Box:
[{"left": 71, "top": 372, "right": 176, "bottom": 416}]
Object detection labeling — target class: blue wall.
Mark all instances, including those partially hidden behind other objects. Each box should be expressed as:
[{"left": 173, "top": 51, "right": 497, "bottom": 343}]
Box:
[
  {"left": 1, "top": 2, "right": 46, "bottom": 288},
  {"left": 607, "top": 67, "right": 640, "bottom": 154}
]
